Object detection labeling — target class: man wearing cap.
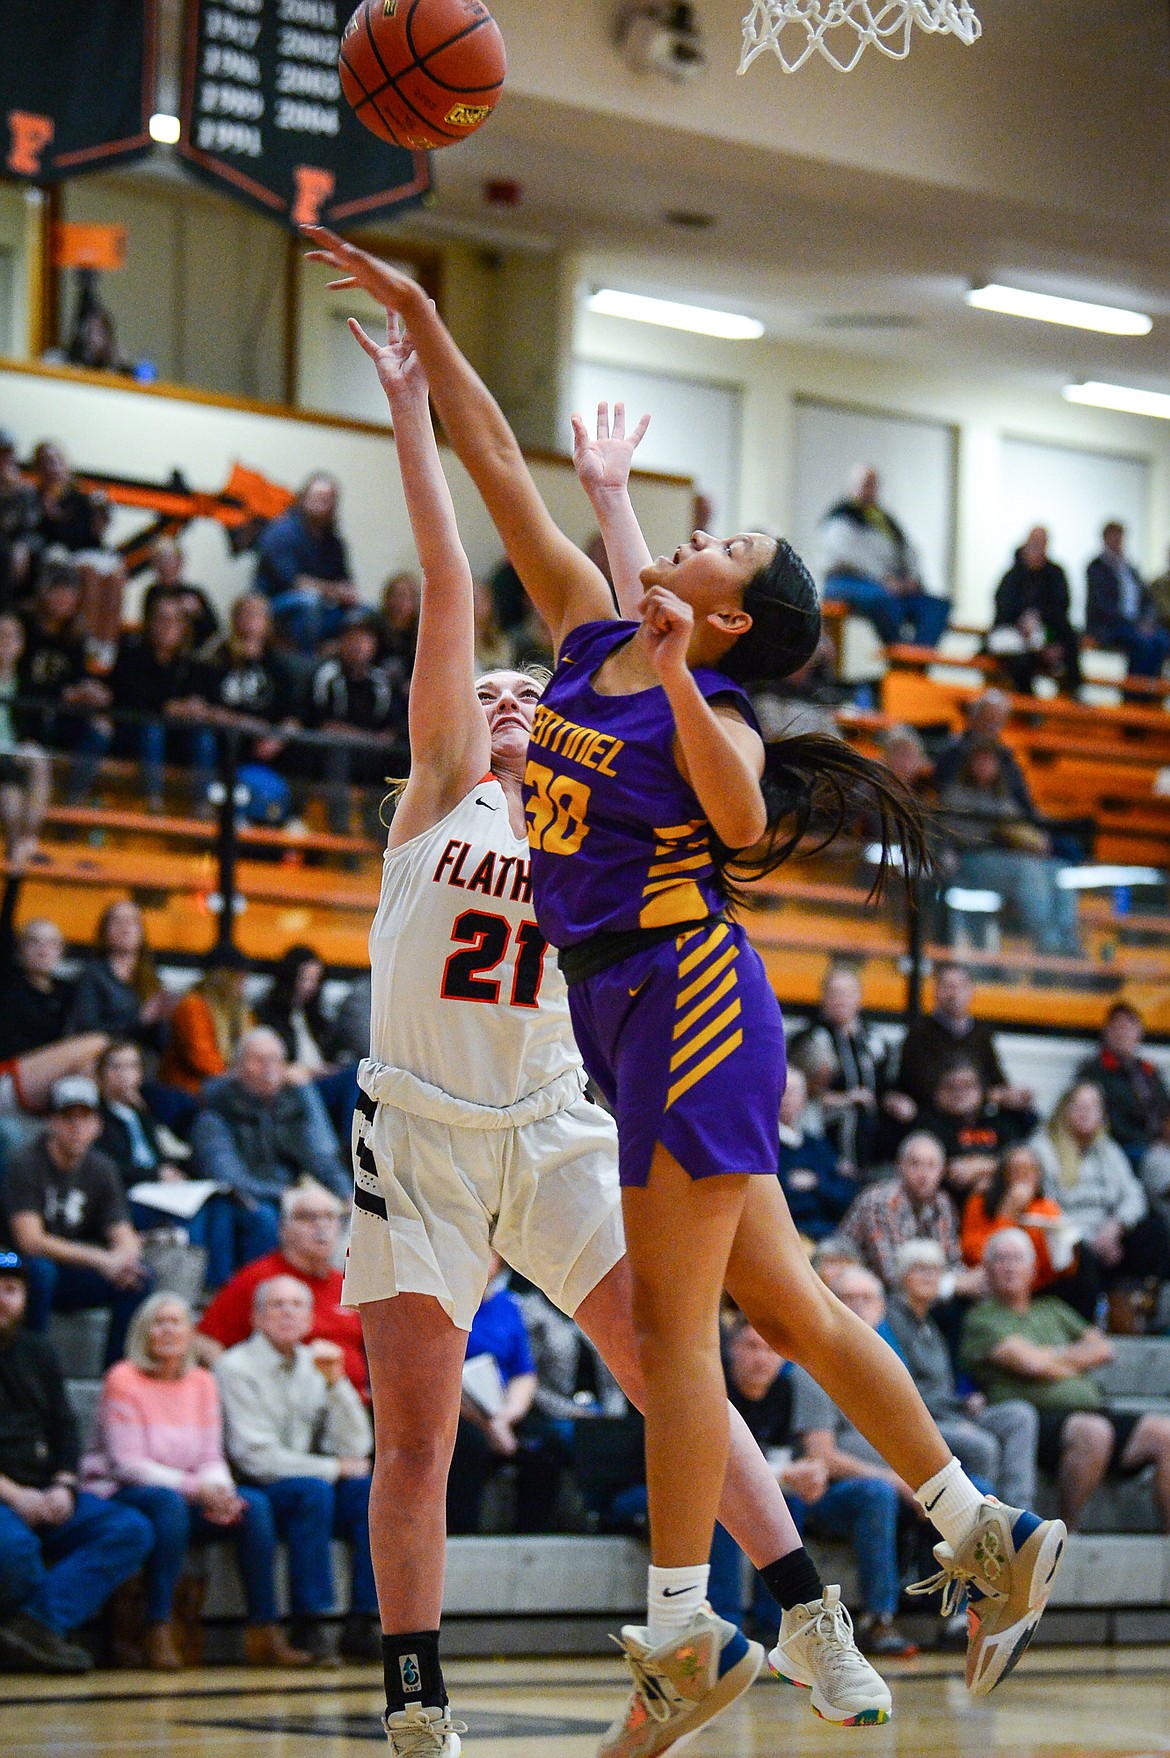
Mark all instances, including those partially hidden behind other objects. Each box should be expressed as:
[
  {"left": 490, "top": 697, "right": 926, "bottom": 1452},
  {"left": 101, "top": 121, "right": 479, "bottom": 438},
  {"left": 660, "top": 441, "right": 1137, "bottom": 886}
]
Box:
[
  {"left": 1, "top": 1077, "right": 150, "bottom": 1367},
  {"left": 303, "top": 608, "right": 407, "bottom": 835},
  {"left": 0, "top": 1249, "right": 152, "bottom": 1672}
]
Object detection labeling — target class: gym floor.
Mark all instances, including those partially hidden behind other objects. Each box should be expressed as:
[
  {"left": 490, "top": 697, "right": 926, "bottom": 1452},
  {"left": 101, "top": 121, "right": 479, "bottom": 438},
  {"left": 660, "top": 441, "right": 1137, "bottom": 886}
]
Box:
[{"left": 2, "top": 1650, "right": 1168, "bottom": 1757}]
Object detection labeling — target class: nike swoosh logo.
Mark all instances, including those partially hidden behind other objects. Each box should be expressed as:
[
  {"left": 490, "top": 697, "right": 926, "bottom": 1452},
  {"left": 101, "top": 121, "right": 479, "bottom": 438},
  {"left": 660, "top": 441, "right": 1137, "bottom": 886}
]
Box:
[
  {"left": 475, "top": 797, "right": 499, "bottom": 810},
  {"left": 661, "top": 1586, "right": 693, "bottom": 1598},
  {"left": 628, "top": 979, "right": 648, "bottom": 998},
  {"left": 922, "top": 1489, "right": 945, "bottom": 1512}
]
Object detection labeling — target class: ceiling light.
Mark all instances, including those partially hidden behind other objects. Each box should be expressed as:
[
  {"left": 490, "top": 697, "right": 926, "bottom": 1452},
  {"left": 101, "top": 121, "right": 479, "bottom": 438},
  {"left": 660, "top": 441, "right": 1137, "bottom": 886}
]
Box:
[
  {"left": 1063, "top": 381, "right": 1170, "bottom": 420},
  {"left": 965, "top": 283, "right": 1151, "bottom": 336},
  {"left": 149, "top": 112, "right": 181, "bottom": 145},
  {"left": 587, "top": 288, "right": 764, "bottom": 340}
]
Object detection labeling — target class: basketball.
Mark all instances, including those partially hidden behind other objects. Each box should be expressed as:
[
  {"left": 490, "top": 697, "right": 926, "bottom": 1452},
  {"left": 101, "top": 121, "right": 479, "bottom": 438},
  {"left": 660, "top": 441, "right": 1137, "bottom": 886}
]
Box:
[{"left": 339, "top": 0, "right": 507, "bottom": 151}]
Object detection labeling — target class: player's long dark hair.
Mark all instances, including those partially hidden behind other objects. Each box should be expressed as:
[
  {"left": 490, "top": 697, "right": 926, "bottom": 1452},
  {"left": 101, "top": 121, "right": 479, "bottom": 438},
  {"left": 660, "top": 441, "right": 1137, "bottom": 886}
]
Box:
[{"left": 714, "top": 539, "right": 931, "bottom": 907}]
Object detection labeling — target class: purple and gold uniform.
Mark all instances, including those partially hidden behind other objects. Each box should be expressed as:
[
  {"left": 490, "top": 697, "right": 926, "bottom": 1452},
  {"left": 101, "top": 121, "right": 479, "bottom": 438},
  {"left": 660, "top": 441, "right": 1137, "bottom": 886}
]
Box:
[{"left": 524, "top": 619, "right": 786, "bottom": 1188}]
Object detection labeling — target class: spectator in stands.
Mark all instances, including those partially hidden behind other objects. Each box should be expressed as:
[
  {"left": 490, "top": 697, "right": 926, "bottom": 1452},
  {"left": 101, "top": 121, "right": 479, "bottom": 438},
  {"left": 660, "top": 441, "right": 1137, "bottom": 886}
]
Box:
[
  {"left": 933, "top": 689, "right": 1029, "bottom": 805},
  {"left": 80, "top": 1291, "right": 307, "bottom": 1670},
  {"left": 1141, "top": 1111, "right": 1170, "bottom": 1238},
  {"left": 68, "top": 900, "right": 172, "bottom": 1046},
  {"left": 141, "top": 538, "right": 221, "bottom": 653},
  {"left": 1149, "top": 545, "right": 1170, "bottom": 632},
  {"left": 0, "top": 902, "right": 74, "bottom": 1060},
  {"left": 191, "top": 1028, "right": 349, "bottom": 1277},
  {"left": 448, "top": 1254, "right": 567, "bottom": 1536},
  {"left": 304, "top": 609, "right": 407, "bottom": 836},
  {"left": 330, "top": 972, "right": 371, "bottom": 1064},
  {"left": 916, "top": 1058, "right": 1033, "bottom": 1200},
  {"left": 254, "top": 474, "right": 357, "bottom": 654},
  {"left": 107, "top": 593, "right": 216, "bottom": 814},
  {"left": 376, "top": 570, "right": 420, "bottom": 672},
  {"left": 0, "top": 613, "right": 50, "bottom": 866},
  {"left": 961, "top": 1229, "right": 1170, "bottom": 1531},
  {"left": 839, "top": 1131, "right": 986, "bottom": 1296},
  {"left": 200, "top": 594, "right": 300, "bottom": 754},
  {"left": 1076, "top": 1003, "right": 1169, "bottom": 1169},
  {"left": 255, "top": 945, "right": 358, "bottom": 1138},
  {"left": 811, "top": 1236, "right": 863, "bottom": 1289},
  {"left": 1086, "top": 522, "right": 1169, "bottom": 679},
  {"left": 961, "top": 1143, "right": 1099, "bottom": 1322},
  {"left": 513, "top": 1287, "right": 626, "bottom": 1427},
  {"left": 17, "top": 553, "right": 111, "bottom": 800},
  {"left": 0, "top": 1249, "right": 152, "bottom": 1674},
  {"left": 472, "top": 579, "right": 514, "bottom": 674},
  {"left": 776, "top": 1066, "right": 856, "bottom": 1242},
  {"left": 97, "top": 1040, "right": 185, "bottom": 1188},
  {"left": 707, "top": 1316, "right": 829, "bottom": 1638},
  {"left": 1030, "top": 1082, "right": 1170, "bottom": 1289},
  {"left": 788, "top": 964, "right": 906, "bottom": 1178},
  {"left": 0, "top": 428, "right": 37, "bottom": 603},
  {"left": 832, "top": 1261, "right": 908, "bottom": 1362},
  {"left": 197, "top": 1183, "right": 367, "bottom": 1399},
  {"left": 895, "top": 960, "right": 1033, "bottom": 1115},
  {"left": 787, "top": 1327, "right": 919, "bottom": 1657},
  {"left": 990, "top": 526, "right": 1081, "bottom": 695},
  {"left": 878, "top": 723, "right": 936, "bottom": 800},
  {"left": 818, "top": 465, "right": 949, "bottom": 648},
  {"left": 29, "top": 443, "right": 106, "bottom": 559},
  {"left": 938, "top": 740, "right": 1082, "bottom": 958},
  {"left": 156, "top": 947, "right": 252, "bottom": 1101},
  {"left": 2, "top": 1077, "right": 150, "bottom": 1367},
  {"left": 215, "top": 1274, "right": 377, "bottom": 1662},
  {"left": 886, "top": 1240, "right": 1037, "bottom": 1509}
]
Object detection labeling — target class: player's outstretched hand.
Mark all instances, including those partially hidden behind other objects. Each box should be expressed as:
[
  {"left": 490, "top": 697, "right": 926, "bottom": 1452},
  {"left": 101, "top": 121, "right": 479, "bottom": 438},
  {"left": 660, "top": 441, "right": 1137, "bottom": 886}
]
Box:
[
  {"left": 639, "top": 584, "right": 694, "bottom": 679},
  {"left": 347, "top": 310, "right": 428, "bottom": 406},
  {"left": 571, "top": 401, "right": 651, "bottom": 498},
  {"left": 303, "top": 225, "right": 431, "bottom": 320}
]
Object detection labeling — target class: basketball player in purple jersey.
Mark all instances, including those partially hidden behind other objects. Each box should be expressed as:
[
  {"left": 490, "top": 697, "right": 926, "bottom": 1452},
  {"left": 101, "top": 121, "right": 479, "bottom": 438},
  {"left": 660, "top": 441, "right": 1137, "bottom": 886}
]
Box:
[
  {"left": 330, "top": 315, "right": 891, "bottom": 1756},
  {"left": 307, "top": 228, "right": 1065, "bottom": 1757}
]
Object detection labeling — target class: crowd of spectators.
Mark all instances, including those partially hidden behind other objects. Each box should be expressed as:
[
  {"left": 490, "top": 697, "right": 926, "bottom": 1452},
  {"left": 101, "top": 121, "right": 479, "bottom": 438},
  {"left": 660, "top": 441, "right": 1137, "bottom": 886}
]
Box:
[{"left": 0, "top": 428, "right": 560, "bottom": 863}]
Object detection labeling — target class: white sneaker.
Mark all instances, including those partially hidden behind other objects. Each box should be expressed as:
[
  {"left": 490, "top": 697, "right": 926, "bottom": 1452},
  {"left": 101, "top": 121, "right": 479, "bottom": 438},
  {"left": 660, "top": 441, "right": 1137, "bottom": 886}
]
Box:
[
  {"left": 383, "top": 1705, "right": 466, "bottom": 1756},
  {"left": 769, "top": 1585, "right": 892, "bottom": 1726},
  {"left": 599, "top": 1606, "right": 763, "bottom": 1758}
]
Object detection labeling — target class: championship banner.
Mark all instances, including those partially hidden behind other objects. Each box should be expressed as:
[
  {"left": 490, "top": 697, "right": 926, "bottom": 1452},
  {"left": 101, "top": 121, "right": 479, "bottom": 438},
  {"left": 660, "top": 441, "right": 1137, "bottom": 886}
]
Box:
[
  {"left": 179, "top": 0, "right": 431, "bottom": 231},
  {"left": 0, "top": 0, "right": 157, "bottom": 183}
]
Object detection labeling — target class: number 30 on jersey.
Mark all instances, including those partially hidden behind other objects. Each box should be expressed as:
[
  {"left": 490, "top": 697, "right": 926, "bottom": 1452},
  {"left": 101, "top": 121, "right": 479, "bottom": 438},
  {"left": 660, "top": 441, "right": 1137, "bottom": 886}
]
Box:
[{"left": 524, "top": 760, "right": 591, "bottom": 855}]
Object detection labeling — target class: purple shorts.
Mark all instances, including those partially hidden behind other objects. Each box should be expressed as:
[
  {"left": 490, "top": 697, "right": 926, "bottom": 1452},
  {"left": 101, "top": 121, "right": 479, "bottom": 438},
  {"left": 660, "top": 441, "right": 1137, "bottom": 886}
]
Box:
[{"left": 567, "top": 918, "right": 786, "bottom": 1188}]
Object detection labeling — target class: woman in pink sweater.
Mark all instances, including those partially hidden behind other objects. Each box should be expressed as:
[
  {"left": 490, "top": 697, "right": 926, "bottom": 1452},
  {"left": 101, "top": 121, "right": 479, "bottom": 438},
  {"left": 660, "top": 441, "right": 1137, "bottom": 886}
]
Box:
[{"left": 82, "top": 1292, "right": 311, "bottom": 1670}]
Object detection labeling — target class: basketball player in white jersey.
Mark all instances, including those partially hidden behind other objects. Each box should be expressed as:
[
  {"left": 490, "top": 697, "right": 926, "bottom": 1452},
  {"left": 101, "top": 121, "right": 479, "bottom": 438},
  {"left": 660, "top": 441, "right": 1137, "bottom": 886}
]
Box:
[{"left": 339, "top": 317, "right": 892, "bottom": 1755}]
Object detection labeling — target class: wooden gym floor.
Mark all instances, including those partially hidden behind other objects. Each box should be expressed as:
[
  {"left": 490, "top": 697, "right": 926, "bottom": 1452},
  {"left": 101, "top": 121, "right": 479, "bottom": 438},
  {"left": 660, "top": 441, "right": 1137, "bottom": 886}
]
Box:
[{"left": 2, "top": 1650, "right": 1169, "bottom": 1758}]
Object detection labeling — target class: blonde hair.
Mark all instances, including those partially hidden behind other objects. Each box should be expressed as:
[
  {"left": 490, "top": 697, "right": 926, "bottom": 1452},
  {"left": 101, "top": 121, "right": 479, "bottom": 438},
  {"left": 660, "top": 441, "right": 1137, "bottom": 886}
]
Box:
[
  {"left": 380, "top": 662, "right": 552, "bottom": 827},
  {"left": 1046, "top": 1083, "right": 1106, "bottom": 1188},
  {"left": 124, "top": 1292, "right": 197, "bottom": 1376},
  {"left": 197, "top": 967, "right": 253, "bottom": 1063}
]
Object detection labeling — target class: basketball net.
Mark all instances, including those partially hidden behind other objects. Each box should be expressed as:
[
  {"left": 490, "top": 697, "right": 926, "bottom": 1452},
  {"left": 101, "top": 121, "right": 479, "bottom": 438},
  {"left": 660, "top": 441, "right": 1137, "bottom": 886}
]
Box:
[{"left": 739, "top": 0, "right": 981, "bottom": 74}]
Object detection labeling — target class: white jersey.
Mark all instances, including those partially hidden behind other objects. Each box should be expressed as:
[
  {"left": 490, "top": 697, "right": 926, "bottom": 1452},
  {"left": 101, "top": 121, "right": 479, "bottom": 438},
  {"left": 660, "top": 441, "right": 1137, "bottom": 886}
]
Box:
[{"left": 367, "top": 778, "right": 580, "bottom": 1108}]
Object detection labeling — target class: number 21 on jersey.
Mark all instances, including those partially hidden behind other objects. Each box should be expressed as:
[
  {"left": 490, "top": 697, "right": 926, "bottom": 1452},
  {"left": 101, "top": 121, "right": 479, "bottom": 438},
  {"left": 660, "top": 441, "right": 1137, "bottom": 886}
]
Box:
[
  {"left": 440, "top": 908, "right": 549, "bottom": 1008},
  {"left": 524, "top": 760, "right": 590, "bottom": 855}
]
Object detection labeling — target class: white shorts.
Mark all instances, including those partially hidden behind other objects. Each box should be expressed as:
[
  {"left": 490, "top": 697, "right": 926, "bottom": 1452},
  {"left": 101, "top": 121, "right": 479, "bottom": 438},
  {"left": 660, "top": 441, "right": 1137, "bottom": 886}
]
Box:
[{"left": 341, "top": 1062, "right": 625, "bottom": 1332}]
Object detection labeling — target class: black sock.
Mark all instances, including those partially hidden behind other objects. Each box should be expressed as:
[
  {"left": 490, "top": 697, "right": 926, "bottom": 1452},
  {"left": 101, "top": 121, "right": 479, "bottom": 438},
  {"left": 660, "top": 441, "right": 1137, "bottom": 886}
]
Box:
[
  {"left": 759, "top": 1546, "right": 824, "bottom": 1612},
  {"left": 383, "top": 1630, "right": 447, "bottom": 1714}
]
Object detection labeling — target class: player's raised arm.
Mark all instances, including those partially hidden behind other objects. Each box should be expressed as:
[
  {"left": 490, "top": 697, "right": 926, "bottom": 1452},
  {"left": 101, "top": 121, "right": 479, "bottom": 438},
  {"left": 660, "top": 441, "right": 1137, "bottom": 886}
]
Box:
[
  {"left": 304, "top": 228, "right": 614, "bottom": 654},
  {"left": 570, "top": 401, "right": 653, "bottom": 621},
  {"left": 347, "top": 313, "right": 487, "bottom": 839}
]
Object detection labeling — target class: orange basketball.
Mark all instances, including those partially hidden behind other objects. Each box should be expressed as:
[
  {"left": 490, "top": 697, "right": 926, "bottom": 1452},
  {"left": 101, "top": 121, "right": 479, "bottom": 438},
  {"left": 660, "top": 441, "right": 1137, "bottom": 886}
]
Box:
[{"left": 339, "top": 0, "right": 507, "bottom": 151}]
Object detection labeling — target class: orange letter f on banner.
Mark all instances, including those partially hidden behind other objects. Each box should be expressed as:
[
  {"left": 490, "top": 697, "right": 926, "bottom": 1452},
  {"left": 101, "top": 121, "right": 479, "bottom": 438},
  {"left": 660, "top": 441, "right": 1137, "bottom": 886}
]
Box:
[
  {"left": 7, "top": 111, "right": 55, "bottom": 177},
  {"left": 292, "top": 166, "right": 336, "bottom": 229}
]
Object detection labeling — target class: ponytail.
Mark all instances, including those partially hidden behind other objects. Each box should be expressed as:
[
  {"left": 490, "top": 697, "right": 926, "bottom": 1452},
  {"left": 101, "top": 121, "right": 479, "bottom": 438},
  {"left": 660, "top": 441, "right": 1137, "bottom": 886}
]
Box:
[{"left": 712, "top": 730, "right": 932, "bottom": 910}]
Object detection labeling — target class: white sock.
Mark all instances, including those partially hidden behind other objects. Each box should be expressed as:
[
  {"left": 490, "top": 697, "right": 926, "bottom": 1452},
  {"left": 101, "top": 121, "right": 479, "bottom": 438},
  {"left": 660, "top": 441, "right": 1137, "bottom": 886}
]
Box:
[
  {"left": 915, "top": 1457, "right": 986, "bottom": 1551},
  {"left": 646, "top": 1564, "right": 710, "bottom": 1647}
]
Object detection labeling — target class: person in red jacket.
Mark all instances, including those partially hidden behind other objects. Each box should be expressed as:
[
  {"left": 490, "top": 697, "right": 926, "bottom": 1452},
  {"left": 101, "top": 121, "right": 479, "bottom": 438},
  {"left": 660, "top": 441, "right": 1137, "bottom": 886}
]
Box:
[{"left": 196, "top": 1182, "right": 367, "bottom": 1399}]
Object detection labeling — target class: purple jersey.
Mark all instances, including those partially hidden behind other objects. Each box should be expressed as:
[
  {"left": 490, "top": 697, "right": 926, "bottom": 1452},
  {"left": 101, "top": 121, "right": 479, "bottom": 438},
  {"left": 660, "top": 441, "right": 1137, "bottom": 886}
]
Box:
[{"left": 524, "top": 620, "right": 760, "bottom": 948}]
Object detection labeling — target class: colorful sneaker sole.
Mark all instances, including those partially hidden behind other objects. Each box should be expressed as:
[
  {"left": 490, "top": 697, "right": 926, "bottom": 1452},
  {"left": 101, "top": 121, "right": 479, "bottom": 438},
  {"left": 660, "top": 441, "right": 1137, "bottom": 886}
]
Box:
[{"left": 769, "top": 1657, "right": 891, "bottom": 1727}]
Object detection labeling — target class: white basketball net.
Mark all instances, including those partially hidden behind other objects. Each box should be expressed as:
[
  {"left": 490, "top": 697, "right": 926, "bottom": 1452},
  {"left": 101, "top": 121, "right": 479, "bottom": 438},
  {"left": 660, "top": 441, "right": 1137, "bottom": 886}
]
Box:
[{"left": 739, "top": 1, "right": 981, "bottom": 74}]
